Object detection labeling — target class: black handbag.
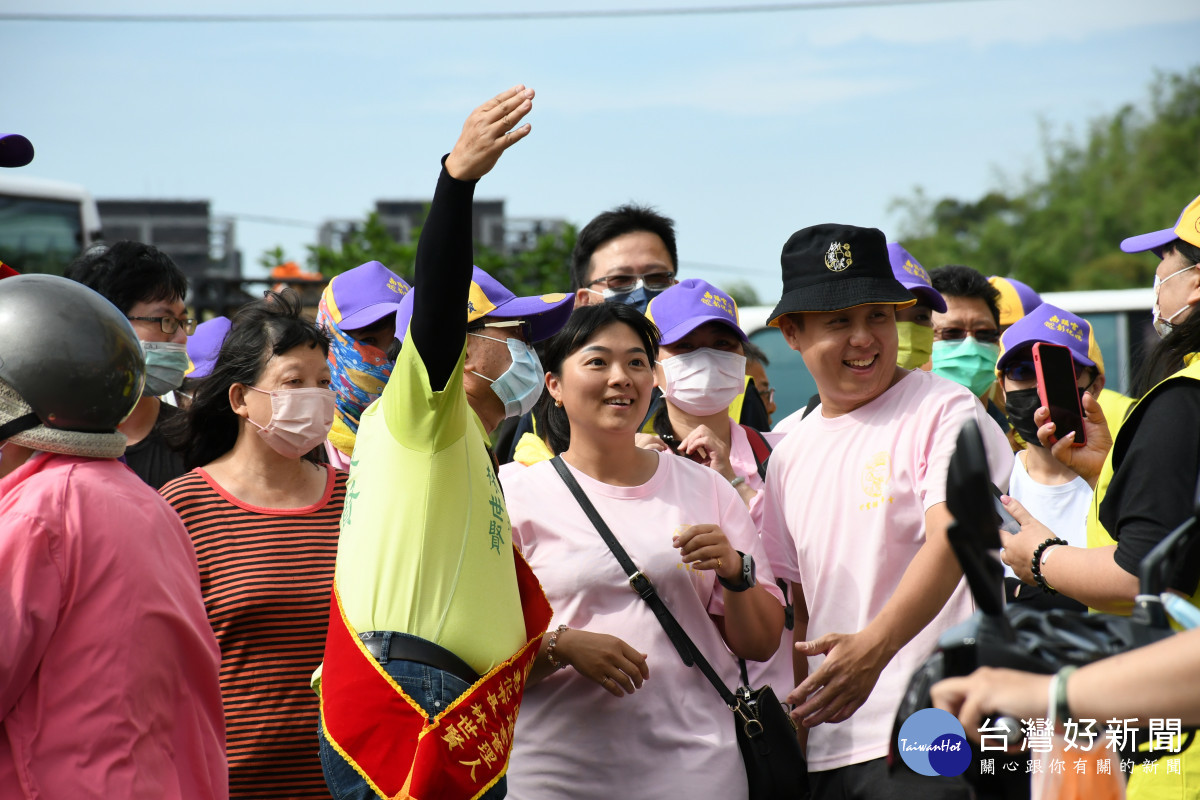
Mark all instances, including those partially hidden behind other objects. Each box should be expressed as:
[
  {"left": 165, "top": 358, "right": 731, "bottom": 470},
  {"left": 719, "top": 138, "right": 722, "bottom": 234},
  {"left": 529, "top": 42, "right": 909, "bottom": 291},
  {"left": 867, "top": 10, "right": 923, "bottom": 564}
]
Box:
[{"left": 550, "top": 456, "right": 810, "bottom": 800}]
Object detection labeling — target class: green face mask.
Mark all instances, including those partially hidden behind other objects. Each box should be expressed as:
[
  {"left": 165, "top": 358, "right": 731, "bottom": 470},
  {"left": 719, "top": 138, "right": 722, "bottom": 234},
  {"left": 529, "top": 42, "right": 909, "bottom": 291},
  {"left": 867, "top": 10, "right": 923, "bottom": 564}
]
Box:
[
  {"left": 895, "top": 322, "right": 934, "bottom": 370},
  {"left": 931, "top": 337, "right": 1000, "bottom": 397}
]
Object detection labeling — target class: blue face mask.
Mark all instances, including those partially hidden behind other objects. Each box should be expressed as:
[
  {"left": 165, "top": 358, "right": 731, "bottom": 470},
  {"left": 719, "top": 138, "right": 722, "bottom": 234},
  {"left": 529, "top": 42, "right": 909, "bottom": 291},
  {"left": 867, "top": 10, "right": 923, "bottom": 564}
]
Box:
[
  {"left": 469, "top": 334, "right": 545, "bottom": 418},
  {"left": 586, "top": 283, "right": 668, "bottom": 315},
  {"left": 141, "top": 341, "right": 189, "bottom": 397}
]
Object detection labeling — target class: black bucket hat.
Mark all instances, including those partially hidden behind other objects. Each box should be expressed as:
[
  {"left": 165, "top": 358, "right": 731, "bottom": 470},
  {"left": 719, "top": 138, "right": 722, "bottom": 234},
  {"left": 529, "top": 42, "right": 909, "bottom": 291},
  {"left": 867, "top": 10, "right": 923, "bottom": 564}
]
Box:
[{"left": 768, "top": 223, "right": 915, "bottom": 327}]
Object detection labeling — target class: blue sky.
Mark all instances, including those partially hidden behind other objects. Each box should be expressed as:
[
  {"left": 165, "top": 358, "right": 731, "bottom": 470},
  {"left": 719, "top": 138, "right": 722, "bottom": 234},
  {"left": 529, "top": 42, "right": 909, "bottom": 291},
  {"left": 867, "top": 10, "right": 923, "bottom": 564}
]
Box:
[{"left": 4, "top": 0, "right": 1199, "bottom": 303}]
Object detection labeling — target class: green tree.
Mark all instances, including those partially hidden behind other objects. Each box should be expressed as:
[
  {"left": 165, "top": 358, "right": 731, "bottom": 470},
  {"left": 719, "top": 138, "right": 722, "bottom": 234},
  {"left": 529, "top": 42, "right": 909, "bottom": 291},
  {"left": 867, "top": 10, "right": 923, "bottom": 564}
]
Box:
[
  {"left": 266, "top": 212, "right": 577, "bottom": 296},
  {"left": 307, "top": 211, "right": 420, "bottom": 280},
  {"left": 891, "top": 67, "right": 1200, "bottom": 291},
  {"left": 258, "top": 245, "right": 289, "bottom": 271},
  {"left": 722, "top": 280, "right": 760, "bottom": 307},
  {"left": 473, "top": 223, "right": 577, "bottom": 297}
]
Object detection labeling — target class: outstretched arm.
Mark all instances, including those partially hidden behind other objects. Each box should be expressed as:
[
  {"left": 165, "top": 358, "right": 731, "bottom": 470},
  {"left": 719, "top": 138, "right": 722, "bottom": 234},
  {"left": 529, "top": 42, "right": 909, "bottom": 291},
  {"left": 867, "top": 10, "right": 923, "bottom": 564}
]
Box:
[
  {"left": 933, "top": 626, "right": 1200, "bottom": 736},
  {"left": 411, "top": 85, "right": 534, "bottom": 391}
]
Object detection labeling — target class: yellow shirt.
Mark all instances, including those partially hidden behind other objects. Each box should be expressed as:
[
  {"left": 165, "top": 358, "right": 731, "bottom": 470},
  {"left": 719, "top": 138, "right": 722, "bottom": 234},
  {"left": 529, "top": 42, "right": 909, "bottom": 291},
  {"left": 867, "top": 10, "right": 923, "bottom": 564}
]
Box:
[{"left": 332, "top": 335, "right": 526, "bottom": 675}]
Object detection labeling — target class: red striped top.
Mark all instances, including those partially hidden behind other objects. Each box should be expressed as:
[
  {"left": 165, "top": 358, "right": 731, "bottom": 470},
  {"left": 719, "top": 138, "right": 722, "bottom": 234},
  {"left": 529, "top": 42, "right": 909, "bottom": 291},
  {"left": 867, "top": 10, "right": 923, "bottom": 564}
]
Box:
[{"left": 160, "top": 465, "right": 346, "bottom": 800}]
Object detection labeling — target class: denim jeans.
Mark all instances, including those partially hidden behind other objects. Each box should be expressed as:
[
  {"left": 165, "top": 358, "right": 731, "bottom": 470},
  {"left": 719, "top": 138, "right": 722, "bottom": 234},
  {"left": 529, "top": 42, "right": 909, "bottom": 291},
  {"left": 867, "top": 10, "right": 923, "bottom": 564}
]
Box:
[{"left": 318, "top": 633, "right": 507, "bottom": 800}]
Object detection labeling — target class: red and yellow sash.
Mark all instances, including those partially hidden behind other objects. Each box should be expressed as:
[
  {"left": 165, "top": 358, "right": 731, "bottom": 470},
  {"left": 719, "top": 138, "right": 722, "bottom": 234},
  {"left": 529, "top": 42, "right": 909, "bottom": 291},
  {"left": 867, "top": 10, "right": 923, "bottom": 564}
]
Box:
[{"left": 320, "top": 547, "right": 551, "bottom": 800}]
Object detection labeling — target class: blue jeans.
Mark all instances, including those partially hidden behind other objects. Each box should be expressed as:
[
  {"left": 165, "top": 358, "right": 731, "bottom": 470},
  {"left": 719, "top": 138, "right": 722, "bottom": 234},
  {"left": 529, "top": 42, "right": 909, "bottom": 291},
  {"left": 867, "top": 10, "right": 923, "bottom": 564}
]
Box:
[{"left": 318, "top": 633, "right": 507, "bottom": 800}]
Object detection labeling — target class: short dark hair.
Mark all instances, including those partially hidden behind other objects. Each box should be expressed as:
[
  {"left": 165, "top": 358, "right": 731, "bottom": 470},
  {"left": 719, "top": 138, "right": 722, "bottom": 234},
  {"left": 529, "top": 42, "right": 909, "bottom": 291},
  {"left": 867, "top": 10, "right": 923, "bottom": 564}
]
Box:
[
  {"left": 539, "top": 303, "right": 661, "bottom": 453},
  {"left": 168, "top": 289, "right": 329, "bottom": 468},
  {"left": 743, "top": 339, "right": 769, "bottom": 367},
  {"left": 570, "top": 204, "right": 678, "bottom": 291},
  {"left": 64, "top": 240, "right": 189, "bottom": 313},
  {"left": 930, "top": 264, "right": 1001, "bottom": 327}
]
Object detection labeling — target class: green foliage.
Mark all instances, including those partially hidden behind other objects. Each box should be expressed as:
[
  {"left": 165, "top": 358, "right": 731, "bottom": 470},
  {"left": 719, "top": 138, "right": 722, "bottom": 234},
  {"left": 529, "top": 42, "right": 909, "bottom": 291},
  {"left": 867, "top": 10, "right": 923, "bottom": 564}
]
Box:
[
  {"left": 722, "top": 280, "right": 760, "bottom": 307},
  {"left": 474, "top": 224, "right": 577, "bottom": 297},
  {"left": 308, "top": 212, "right": 420, "bottom": 280},
  {"left": 265, "top": 211, "right": 576, "bottom": 296},
  {"left": 258, "top": 245, "right": 289, "bottom": 271},
  {"left": 891, "top": 67, "right": 1200, "bottom": 291}
]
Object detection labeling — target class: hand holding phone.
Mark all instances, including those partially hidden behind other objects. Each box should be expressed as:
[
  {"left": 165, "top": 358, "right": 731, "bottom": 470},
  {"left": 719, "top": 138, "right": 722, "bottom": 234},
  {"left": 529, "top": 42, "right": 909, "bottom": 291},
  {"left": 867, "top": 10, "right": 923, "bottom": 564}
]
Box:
[
  {"left": 1033, "top": 342, "right": 1086, "bottom": 447},
  {"left": 990, "top": 483, "right": 1021, "bottom": 535}
]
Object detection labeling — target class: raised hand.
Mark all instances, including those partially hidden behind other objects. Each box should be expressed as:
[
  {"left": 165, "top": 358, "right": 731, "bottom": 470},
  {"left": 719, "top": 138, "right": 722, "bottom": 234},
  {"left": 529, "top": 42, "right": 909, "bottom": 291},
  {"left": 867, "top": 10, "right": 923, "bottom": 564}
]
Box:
[{"left": 444, "top": 85, "right": 535, "bottom": 182}]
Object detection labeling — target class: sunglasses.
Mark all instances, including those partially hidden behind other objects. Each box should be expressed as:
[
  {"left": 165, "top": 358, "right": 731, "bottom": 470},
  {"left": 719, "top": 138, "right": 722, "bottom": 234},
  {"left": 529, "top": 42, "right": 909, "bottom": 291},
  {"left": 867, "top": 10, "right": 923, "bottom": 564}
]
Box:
[{"left": 934, "top": 327, "right": 1001, "bottom": 345}]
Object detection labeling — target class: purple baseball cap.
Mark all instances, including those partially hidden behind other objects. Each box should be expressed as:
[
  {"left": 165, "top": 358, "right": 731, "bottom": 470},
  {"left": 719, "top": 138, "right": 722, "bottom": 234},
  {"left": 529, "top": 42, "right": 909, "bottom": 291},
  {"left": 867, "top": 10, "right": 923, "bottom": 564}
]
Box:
[
  {"left": 887, "top": 243, "right": 946, "bottom": 313},
  {"left": 465, "top": 266, "right": 573, "bottom": 342},
  {"left": 394, "top": 290, "right": 415, "bottom": 343},
  {"left": 401, "top": 266, "right": 572, "bottom": 343},
  {"left": 324, "top": 260, "right": 411, "bottom": 331},
  {"left": 185, "top": 316, "right": 232, "bottom": 379},
  {"left": 0, "top": 134, "right": 34, "bottom": 168},
  {"left": 988, "top": 276, "right": 1043, "bottom": 328},
  {"left": 996, "top": 303, "right": 1097, "bottom": 374},
  {"left": 1120, "top": 194, "right": 1200, "bottom": 257},
  {"left": 645, "top": 278, "right": 747, "bottom": 345}
]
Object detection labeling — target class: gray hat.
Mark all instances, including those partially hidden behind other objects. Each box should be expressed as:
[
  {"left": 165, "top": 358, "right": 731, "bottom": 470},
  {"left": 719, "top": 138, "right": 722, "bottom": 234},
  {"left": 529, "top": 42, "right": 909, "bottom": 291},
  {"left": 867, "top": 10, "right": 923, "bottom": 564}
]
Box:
[{"left": 0, "top": 275, "right": 144, "bottom": 458}]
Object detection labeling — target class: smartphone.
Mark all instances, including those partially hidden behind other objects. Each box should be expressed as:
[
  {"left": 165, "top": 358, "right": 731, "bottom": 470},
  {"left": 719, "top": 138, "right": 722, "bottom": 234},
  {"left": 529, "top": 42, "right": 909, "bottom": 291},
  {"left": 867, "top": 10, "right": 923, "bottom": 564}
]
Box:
[
  {"left": 1032, "top": 342, "right": 1086, "bottom": 447},
  {"left": 990, "top": 483, "right": 1021, "bottom": 535}
]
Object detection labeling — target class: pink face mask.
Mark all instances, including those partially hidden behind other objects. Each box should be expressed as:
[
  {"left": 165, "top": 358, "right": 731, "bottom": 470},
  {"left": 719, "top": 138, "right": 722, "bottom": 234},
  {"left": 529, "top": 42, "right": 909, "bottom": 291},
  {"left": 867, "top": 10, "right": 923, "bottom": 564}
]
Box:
[{"left": 245, "top": 386, "right": 335, "bottom": 459}]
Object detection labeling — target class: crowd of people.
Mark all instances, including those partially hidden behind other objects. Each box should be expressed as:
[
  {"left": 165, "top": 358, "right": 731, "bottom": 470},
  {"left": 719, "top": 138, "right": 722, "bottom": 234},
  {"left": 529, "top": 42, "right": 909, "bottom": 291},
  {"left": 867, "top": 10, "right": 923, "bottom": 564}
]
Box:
[{"left": 2, "top": 85, "right": 1200, "bottom": 800}]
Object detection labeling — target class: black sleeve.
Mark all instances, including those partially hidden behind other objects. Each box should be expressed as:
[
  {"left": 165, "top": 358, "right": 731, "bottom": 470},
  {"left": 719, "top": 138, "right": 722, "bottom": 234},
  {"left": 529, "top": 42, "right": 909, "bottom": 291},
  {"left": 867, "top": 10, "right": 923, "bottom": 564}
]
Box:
[
  {"left": 411, "top": 158, "right": 478, "bottom": 392},
  {"left": 1102, "top": 382, "right": 1200, "bottom": 595}
]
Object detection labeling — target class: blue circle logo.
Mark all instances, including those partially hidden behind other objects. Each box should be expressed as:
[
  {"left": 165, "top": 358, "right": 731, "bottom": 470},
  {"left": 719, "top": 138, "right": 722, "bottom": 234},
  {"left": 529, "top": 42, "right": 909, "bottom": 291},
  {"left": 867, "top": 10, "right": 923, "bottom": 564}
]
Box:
[{"left": 897, "top": 708, "right": 972, "bottom": 777}]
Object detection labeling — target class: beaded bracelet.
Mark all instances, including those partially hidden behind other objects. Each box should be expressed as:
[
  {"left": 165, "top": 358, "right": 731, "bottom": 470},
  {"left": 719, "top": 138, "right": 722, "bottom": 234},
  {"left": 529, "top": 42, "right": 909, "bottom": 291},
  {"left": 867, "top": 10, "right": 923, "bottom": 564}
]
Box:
[
  {"left": 1031, "top": 537, "right": 1068, "bottom": 595},
  {"left": 545, "top": 624, "right": 569, "bottom": 670}
]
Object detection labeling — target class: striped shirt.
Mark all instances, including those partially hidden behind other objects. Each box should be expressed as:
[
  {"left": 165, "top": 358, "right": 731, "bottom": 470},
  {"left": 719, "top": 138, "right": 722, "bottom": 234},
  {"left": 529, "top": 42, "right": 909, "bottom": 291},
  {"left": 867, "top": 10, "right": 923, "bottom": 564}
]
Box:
[{"left": 161, "top": 465, "right": 346, "bottom": 799}]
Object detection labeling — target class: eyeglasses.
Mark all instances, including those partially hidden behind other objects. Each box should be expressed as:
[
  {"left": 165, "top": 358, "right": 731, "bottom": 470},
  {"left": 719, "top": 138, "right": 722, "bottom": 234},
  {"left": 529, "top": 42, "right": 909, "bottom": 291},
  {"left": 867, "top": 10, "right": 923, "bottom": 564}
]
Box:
[
  {"left": 1003, "top": 360, "right": 1098, "bottom": 389},
  {"left": 588, "top": 271, "right": 677, "bottom": 294},
  {"left": 1002, "top": 361, "right": 1037, "bottom": 382},
  {"left": 127, "top": 315, "right": 198, "bottom": 336},
  {"left": 933, "top": 327, "right": 1000, "bottom": 345},
  {"left": 758, "top": 387, "right": 776, "bottom": 404}
]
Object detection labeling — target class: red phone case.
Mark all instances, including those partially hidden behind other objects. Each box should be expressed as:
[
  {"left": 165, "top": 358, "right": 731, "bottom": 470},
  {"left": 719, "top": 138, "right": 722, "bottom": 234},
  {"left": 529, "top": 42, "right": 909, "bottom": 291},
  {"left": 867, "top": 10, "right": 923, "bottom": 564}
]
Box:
[{"left": 1032, "top": 342, "right": 1086, "bottom": 447}]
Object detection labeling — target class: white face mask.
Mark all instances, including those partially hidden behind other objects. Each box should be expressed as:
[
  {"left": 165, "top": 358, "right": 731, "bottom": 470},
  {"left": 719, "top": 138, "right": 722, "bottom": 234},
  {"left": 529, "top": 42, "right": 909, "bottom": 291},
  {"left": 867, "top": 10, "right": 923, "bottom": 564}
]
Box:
[
  {"left": 1152, "top": 264, "right": 1198, "bottom": 339},
  {"left": 660, "top": 349, "right": 747, "bottom": 417}
]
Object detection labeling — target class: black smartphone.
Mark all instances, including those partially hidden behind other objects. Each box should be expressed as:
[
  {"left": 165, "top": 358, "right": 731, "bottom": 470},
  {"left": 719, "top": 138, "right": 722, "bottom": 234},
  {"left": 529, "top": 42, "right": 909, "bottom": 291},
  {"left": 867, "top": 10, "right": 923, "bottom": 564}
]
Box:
[
  {"left": 990, "top": 483, "right": 1021, "bottom": 535},
  {"left": 1033, "top": 342, "right": 1086, "bottom": 447}
]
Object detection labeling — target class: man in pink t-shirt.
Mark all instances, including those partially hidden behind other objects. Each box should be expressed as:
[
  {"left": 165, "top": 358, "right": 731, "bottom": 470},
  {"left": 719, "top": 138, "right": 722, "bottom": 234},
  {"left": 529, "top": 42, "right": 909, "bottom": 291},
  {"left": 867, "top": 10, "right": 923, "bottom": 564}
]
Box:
[
  {"left": 760, "top": 225, "right": 1011, "bottom": 799},
  {"left": 0, "top": 275, "right": 226, "bottom": 799}
]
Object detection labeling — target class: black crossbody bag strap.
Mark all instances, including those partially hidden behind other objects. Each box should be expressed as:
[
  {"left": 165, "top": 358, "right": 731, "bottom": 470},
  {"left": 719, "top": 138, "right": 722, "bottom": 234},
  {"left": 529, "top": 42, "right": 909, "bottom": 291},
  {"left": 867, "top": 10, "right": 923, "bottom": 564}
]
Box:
[{"left": 549, "top": 455, "right": 738, "bottom": 707}]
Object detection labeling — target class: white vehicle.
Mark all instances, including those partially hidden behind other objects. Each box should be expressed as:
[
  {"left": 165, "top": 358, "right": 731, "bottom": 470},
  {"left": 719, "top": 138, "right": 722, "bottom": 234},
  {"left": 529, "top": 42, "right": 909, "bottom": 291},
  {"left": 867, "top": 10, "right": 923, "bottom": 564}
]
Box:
[
  {"left": 741, "top": 288, "right": 1156, "bottom": 422},
  {"left": 0, "top": 175, "right": 102, "bottom": 275}
]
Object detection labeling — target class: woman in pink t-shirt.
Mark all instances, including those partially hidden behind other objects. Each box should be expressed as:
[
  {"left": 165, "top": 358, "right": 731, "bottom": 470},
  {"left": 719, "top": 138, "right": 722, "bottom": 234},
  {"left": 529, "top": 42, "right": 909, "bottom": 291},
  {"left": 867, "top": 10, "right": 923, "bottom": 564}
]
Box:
[
  {"left": 641, "top": 279, "right": 767, "bottom": 521},
  {"left": 502, "top": 302, "right": 784, "bottom": 800},
  {"left": 640, "top": 278, "right": 797, "bottom": 696}
]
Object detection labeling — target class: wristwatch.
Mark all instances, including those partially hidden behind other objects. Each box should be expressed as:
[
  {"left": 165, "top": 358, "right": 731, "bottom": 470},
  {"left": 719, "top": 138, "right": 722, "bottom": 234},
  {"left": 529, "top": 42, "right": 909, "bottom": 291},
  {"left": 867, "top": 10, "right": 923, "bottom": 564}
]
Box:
[{"left": 718, "top": 550, "right": 757, "bottom": 592}]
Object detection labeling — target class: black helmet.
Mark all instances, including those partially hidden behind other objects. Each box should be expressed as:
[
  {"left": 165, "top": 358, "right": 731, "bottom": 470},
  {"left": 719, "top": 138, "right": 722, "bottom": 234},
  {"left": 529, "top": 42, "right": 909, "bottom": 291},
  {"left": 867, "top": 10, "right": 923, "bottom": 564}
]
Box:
[{"left": 0, "top": 274, "right": 145, "bottom": 436}]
